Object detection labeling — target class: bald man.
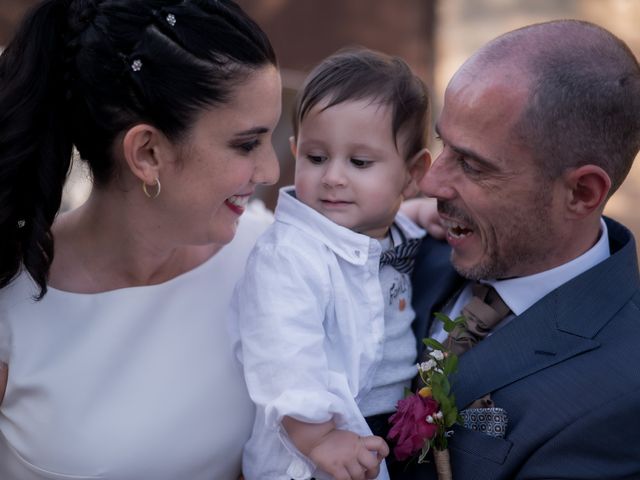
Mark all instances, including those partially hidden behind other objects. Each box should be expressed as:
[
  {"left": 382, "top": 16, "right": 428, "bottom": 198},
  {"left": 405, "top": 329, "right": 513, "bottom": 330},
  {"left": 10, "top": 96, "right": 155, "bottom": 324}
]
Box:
[{"left": 405, "top": 20, "right": 640, "bottom": 479}]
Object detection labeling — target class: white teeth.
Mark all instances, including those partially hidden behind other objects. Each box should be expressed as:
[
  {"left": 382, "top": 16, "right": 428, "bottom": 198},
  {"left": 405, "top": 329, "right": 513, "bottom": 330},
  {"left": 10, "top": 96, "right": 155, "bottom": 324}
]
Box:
[
  {"left": 448, "top": 228, "right": 471, "bottom": 239},
  {"left": 442, "top": 219, "right": 468, "bottom": 230},
  {"left": 442, "top": 218, "right": 473, "bottom": 238},
  {"left": 227, "top": 195, "right": 250, "bottom": 208}
]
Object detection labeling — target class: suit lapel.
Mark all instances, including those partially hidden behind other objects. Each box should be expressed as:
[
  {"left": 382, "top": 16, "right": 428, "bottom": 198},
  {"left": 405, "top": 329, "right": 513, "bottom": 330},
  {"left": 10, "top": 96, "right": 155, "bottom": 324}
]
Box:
[
  {"left": 452, "top": 218, "right": 639, "bottom": 408},
  {"left": 451, "top": 297, "right": 599, "bottom": 409},
  {"left": 411, "top": 236, "right": 463, "bottom": 355}
]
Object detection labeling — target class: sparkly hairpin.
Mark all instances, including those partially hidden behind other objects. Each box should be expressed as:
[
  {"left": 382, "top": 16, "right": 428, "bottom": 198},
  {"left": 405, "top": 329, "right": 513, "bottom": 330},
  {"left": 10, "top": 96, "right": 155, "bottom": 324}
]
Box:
[
  {"left": 131, "top": 59, "right": 143, "bottom": 72},
  {"left": 17, "top": 220, "right": 25, "bottom": 229},
  {"left": 166, "top": 13, "right": 176, "bottom": 27}
]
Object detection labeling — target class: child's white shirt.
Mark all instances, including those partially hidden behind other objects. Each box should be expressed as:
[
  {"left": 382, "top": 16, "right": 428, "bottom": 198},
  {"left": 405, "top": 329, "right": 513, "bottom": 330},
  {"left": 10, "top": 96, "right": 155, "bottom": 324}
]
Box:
[{"left": 229, "top": 186, "right": 424, "bottom": 480}]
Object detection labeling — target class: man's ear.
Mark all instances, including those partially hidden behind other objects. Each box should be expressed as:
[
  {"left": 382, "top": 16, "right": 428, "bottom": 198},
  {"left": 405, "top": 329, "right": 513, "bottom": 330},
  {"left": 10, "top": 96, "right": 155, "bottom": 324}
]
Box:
[
  {"left": 563, "top": 165, "right": 611, "bottom": 218},
  {"left": 122, "top": 124, "right": 173, "bottom": 185},
  {"left": 403, "top": 148, "right": 432, "bottom": 199},
  {"left": 289, "top": 136, "right": 297, "bottom": 159}
]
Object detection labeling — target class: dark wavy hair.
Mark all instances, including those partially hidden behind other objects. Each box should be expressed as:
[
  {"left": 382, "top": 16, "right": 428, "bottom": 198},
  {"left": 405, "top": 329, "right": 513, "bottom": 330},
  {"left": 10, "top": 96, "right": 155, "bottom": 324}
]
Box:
[
  {"left": 0, "top": 0, "right": 276, "bottom": 299},
  {"left": 293, "top": 47, "right": 430, "bottom": 161}
]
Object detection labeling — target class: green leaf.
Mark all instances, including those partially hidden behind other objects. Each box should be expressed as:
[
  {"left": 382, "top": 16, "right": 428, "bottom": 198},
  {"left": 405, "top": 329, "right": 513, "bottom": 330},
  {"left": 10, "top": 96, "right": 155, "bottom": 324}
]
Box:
[
  {"left": 423, "top": 338, "right": 446, "bottom": 352},
  {"left": 440, "top": 376, "right": 451, "bottom": 396},
  {"left": 433, "top": 311, "right": 451, "bottom": 323},
  {"left": 438, "top": 395, "right": 451, "bottom": 412},
  {"left": 431, "top": 380, "right": 450, "bottom": 406},
  {"left": 443, "top": 354, "right": 459, "bottom": 375},
  {"left": 430, "top": 374, "right": 444, "bottom": 389},
  {"left": 444, "top": 406, "right": 459, "bottom": 427},
  {"left": 434, "top": 311, "right": 457, "bottom": 333},
  {"left": 444, "top": 315, "right": 467, "bottom": 333}
]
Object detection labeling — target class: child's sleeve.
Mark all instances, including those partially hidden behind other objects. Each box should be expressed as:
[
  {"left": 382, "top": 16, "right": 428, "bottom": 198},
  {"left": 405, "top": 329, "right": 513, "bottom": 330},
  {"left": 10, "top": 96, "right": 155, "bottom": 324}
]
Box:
[{"left": 230, "top": 241, "right": 349, "bottom": 430}]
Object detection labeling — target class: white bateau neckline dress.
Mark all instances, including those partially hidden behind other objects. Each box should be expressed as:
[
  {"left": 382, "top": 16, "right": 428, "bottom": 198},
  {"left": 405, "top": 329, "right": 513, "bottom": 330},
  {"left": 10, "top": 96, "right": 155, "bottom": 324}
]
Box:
[{"left": 0, "top": 203, "right": 272, "bottom": 480}]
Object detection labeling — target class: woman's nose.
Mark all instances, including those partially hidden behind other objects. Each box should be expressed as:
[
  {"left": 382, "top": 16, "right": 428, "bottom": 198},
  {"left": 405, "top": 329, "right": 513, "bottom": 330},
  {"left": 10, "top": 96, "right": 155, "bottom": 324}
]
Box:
[{"left": 253, "top": 145, "right": 280, "bottom": 186}]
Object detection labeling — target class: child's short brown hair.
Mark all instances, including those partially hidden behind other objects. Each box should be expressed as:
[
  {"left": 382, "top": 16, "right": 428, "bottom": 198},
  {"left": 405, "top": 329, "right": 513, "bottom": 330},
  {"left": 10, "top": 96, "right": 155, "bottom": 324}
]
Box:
[{"left": 293, "top": 47, "right": 430, "bottom": 160}]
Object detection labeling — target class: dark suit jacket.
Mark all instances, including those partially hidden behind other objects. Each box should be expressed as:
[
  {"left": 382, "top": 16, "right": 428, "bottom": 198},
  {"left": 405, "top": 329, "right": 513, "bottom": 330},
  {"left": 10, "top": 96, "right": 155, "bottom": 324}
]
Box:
[{"left": 400, "top": 217, "right": 640, "bottom": 479}]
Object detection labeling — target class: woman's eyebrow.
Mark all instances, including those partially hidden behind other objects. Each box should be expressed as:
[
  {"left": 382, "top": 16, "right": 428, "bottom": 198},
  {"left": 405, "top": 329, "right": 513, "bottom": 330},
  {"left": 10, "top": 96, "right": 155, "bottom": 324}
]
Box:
[{"left": 234, "top": 126, "right": 269, "bottom": 136}]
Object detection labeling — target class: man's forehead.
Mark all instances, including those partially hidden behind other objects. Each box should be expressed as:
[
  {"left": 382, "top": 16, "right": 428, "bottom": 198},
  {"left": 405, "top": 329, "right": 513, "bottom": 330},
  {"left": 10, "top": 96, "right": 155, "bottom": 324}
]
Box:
[
  {"left": 437, "top": 67, "right": 536, "bottom": 170},
  {"left": 450, "top": 54, "right": 530, "bottom": 92},
  {"left": 443, "top": 70, "right": 529, "bottom": 125}
]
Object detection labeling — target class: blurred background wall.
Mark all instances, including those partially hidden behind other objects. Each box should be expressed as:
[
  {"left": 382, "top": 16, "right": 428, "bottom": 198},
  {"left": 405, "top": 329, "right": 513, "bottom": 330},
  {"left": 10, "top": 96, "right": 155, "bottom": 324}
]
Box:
[
  {"left": 236, "top": 0, "right": 437, "bottom": 209},
  {"left": 2, "top": 0, "right": 639, "bottom": 248}
]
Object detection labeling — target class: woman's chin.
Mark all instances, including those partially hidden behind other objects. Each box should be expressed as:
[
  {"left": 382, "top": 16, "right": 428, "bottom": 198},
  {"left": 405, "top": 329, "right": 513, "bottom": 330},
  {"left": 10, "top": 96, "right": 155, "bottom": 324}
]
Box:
[{"left": 208, "top": 221, "right": 240, "bottom": 246}]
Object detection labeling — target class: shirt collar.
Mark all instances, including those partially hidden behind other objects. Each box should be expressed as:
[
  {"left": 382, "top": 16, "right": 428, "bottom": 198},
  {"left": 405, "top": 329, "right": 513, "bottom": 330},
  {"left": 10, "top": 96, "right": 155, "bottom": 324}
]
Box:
[
  {"left": 275, "top": 187, "right": 425, "bottom": 265},
  {"left": 275, "top": 186, "right": 375, "bottom": 265},
  {"left": 486, "top": 218, "right": 611, "bottom": 315}
]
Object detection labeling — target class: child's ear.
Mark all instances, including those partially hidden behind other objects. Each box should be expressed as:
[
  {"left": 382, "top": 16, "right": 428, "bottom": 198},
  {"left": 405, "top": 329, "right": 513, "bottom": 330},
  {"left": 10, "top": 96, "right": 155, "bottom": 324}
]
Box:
[
  {"left": 122, "top": 124, "right": 173, "bottom": 185},
  {"left": 289, "top": 136, "right": 297, "bottom": 158},
  {"left": 403, "top": 148, "right": 431, "bottom": 199}
]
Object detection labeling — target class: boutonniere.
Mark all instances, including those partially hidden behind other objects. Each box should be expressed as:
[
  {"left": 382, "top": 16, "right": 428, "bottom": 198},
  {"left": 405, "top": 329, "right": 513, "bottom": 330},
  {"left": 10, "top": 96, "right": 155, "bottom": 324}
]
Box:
[{"left": 387, "top": 313, "right": 465, "bottom": 480}]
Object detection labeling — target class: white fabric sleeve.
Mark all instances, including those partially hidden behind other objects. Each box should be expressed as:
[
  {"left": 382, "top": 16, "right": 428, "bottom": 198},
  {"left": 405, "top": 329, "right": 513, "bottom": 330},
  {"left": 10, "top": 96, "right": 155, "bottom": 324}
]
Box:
[
  {"left": 0, "top": 316, "right": 10, "bottom": 364},
  {"left": 231, "top": 242, "right": 349, "bottom": 429}
]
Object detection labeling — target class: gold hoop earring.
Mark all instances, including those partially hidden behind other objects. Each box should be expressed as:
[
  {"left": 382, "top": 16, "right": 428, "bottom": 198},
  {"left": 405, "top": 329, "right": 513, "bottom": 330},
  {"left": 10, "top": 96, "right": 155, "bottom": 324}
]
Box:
[{"left": 142, "top": 178, "right": 161, "bottom": 199}]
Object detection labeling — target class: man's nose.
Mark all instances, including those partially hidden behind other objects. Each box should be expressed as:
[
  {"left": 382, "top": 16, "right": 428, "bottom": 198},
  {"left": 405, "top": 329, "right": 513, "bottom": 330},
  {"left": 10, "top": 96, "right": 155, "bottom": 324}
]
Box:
[{"left": 419, "top": 152, "right": 456, "bottom": 199}]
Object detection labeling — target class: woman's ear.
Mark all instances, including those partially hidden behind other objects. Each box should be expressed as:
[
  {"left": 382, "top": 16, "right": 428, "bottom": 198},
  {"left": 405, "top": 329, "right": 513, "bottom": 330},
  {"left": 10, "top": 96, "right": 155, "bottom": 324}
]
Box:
[
  {"left": 403, "top": 148, "right": 432, "bottom": 199},
  {"left": 563, "top": 164, "right": 611, "bottom": 219},
  {"left": 122, "top": 124, "right": 173, "bottom": 184},
  {"left": 289, "top": 136, "right": 297, "bottom": 158}
]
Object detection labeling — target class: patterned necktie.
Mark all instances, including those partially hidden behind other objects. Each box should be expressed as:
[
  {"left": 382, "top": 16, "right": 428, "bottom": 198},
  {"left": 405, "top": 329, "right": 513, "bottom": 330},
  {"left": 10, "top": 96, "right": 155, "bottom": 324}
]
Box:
[
  {"left": 413, "top": 282, "right": 511, "bottom": 434},
  {"left": 445, "top": 282, "right": 511, "bottom": 356},
  {"left": 379, "top": 238, "right": 422, "bottom": 274}
]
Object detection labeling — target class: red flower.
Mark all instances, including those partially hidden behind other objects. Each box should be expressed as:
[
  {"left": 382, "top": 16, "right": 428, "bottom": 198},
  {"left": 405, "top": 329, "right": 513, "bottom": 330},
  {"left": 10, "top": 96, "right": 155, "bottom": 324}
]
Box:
[{"left": 387, "top": 393, "right": 439, "bottom": 461}]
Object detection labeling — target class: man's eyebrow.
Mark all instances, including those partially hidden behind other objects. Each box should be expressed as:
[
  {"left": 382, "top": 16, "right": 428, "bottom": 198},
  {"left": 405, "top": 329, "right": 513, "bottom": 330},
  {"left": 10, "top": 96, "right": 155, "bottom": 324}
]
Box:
[
  {"left": 435, "top": 123, "right": 497, "bottom": 169},
  {"left": 234, "top": 126, "right": 269, "bottom": 136},
  {"left": 451, "top": 145, "right": 496, "bottom": 169}
]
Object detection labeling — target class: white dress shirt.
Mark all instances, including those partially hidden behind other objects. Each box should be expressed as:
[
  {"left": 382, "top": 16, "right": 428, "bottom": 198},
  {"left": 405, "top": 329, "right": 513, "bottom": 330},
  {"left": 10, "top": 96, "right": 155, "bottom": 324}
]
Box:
[
  {"left": 431, "top": 219, "right": 611, "bottom": 343},
  {"left": 359, "top": 231, "right": 419, "bottom": 417},
  {"left": 229, "top": 187, "right": 424, "bottom": 480}
]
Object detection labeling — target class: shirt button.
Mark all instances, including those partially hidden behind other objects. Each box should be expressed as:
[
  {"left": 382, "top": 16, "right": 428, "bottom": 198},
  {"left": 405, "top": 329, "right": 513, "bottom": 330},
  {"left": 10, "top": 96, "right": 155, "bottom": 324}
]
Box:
[
  {"left": 354, "top": 250, "right": 361, "bottom": 258},
  {"left": 288, "top": 460, "right": 307, "bottom": 479}
]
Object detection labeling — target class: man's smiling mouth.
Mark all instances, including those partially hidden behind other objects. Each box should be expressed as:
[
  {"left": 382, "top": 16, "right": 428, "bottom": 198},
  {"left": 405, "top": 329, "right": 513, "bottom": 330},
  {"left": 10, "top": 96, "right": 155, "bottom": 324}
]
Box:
[{"left": 442, "top": 219, "right": 473, "bottom": 239}]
